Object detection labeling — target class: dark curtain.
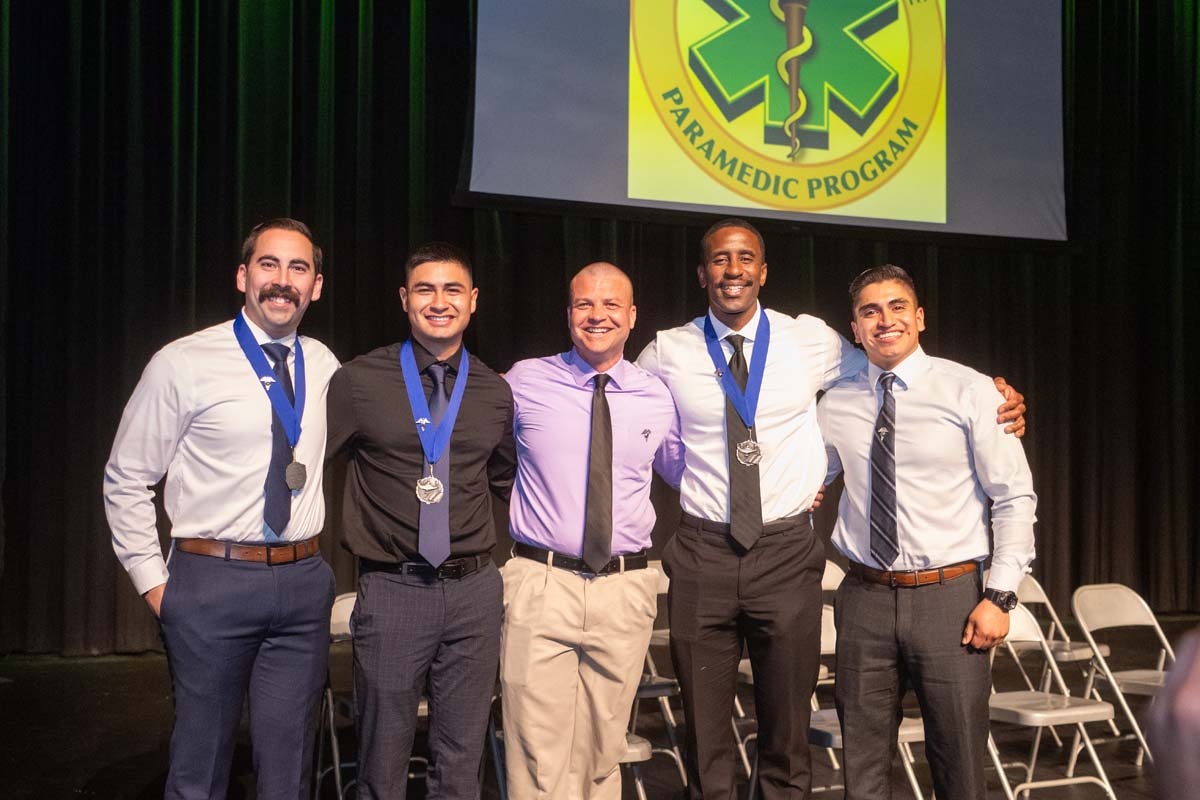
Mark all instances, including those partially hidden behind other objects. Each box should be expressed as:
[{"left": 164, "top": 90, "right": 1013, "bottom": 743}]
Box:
[{"left": 1, "top": 0, "right": 1197, "bottom": 655}]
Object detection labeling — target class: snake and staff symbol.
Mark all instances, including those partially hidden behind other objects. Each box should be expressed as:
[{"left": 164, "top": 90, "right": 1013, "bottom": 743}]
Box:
[{"left": 772, "top": 0, "right": 812, "bottom": 161}]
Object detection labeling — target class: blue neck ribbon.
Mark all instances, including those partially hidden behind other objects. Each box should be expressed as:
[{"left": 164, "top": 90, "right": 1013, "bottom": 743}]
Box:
[
  {"left": 702, "top": 311, "right": 770, "bottom": 430},
  {"left": 233, "top": 312, "right": 306, "bottom": 447},
  {"left": 399, "top": 340, "right": 470, "bottom": 465}
]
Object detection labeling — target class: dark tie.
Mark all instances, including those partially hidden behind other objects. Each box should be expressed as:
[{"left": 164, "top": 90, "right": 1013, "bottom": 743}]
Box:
[
  {"left": 261, "top": 343, "right": 294, "bottom": 537},
  {"left": 582, "top": 374, "right": 614, "bottom": 573},
  {"left": 725, "top": 334, "right": 763, "bottom": 550},
  {"left": 418, "top": 363, "right": 451, "bottom": 566},
  {"left": 870, "top": 371, "right": 899, "bottom": 567}
]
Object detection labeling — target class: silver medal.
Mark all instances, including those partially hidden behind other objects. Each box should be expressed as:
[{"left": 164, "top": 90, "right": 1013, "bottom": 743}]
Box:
[
  {"left": 735, "top": 439, "right": 762, "bottom": 466},
  {"left": 285, "top": 461, "right": 307, "bottom": 491},
  {"left": 415, "top": 474, "right": 445, "bottom": 504}
]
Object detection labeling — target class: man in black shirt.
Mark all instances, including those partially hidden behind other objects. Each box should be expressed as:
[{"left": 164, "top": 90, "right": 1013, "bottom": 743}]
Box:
[{"left": 327, "top": 242, "right": 516, "bottom": 799}]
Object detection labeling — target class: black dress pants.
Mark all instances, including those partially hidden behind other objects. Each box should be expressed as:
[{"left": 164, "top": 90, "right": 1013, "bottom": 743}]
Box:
[
  {"left": 351, "top": 561, "right": 503, "bottom": 800},
  {"left": 664, "top": 515, "right": 825, "bottom": 800},
  {"left": 833, "top": 570, "right": 991, "bottom": 800}
]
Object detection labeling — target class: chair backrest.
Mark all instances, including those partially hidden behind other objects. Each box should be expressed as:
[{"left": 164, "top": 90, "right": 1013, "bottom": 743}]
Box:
[
  {"left": 1006, "top": 602, "right": 1045, "bottom": 644},
  {"left": 1017, "top": 574, "right": 1050, "bottom": 605},
  {"left": 1072, "top": 583, "right": 1158, "bottom": 632},
  {"left": 330, "top": 591, "right": 357, "bottom": 639},
  {"left": 822, "top": 561, "right": 847, "bottom": 591},
  {"left": 820, "top": 604, "right": 837, "bottom": 656}
]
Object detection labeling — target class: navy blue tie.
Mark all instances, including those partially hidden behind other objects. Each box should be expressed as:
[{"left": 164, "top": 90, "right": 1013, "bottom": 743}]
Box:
[
  {"left": 869, "top": 372, "right": 899, "bottom": 566},
  {"left": 418, "top": 363, "right": 451, "bottom": 566},
  {"left": 261, "top": 343, "right": 294, "bottom": 537}
]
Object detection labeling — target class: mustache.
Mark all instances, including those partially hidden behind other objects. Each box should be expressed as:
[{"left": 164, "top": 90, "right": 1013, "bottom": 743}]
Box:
[{"left": 258, "top": 285, "right": 301, "bottom": 305}]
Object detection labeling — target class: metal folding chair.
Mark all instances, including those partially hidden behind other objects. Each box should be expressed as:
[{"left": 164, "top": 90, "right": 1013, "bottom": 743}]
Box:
[
  {"left": 1001, "top": 574, "right": 1119, "bottom": 746},
  {"left": 314, "top": 592, "right": 357, "bottom": 800},
  {"left": 987, "top": 602, "right": 1119, "bottom": 799},
  {"left": 1071, "top": 583, "right": 1176, "bottom": 769},
  {"left": 630, "top": 560, "right": 688, "bottom": 785}
]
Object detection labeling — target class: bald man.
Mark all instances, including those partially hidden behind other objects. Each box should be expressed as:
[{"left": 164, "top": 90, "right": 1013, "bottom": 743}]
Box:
[{"left": 501, "top": 263, "right": 684, "bottom": 799}]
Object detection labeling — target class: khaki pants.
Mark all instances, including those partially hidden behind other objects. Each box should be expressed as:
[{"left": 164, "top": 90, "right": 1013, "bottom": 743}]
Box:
[{"left": 500, "top": 556, "right": 659, "bottom": 800}]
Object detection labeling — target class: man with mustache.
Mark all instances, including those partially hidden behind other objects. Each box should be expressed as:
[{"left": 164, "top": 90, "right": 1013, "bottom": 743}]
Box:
[
  {"left": 326, "top": 242, "right": 516, "bottom": 799},
  {"left": 637, "top": 218, "right": 1026, "bottom": 799},
  {"left": 104, "top": 219, "right": 340, "bottom": 799},
  {"left": 500, "top": 262, "right": 683, "bottom": 799}
]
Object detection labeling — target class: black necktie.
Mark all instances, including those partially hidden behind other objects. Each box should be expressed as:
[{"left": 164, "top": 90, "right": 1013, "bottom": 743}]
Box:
[
  {"left": 582, "top": 373, "right": 614, "bottom": 573},
  {"left": 261, "top": 343, "right": 294, "bottom": 537},
  {"left": 418, "top": 363, "right": 451, "bottom": 566},
  {"left": 726, "top": 334, "right": 763, "bottom": 550},
  {"left": 870, "top": 371, "right": 899, "bottom": 567}
]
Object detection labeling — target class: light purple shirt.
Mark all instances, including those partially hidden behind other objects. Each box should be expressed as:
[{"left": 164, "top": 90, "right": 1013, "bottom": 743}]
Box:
[{"left": 505, "top": 349, "right": 684, "bottom": 556}]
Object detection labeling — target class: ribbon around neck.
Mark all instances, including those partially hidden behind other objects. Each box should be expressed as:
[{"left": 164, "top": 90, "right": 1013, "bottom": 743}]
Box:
[
  {"left": 703, "top": 311, "right": 770, "bottom": 430},
  {"left": 399, "top": 339, "right": 470, "bottom": 465},
  {"left": 233, "top": 312, "right": 306, "bottom": 447}
]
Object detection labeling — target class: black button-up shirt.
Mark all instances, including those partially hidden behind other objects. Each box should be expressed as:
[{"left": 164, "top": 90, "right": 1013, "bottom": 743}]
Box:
[{"left": 327, "top": 340, "right": 516, "bottom": 562}]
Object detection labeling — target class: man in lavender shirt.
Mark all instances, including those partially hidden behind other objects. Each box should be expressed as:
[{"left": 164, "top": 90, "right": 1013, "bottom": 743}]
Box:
[{"left": 500, "top": 262, "right": 684, "bottom": 800}]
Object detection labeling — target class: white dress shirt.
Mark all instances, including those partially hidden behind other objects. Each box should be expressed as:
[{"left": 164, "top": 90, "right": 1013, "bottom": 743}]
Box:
[
  {"left": 637, "top": 304, "right": 864, "bottom": 523},
  {"left": 103, "top": 314, "right": 340, "bottom": 595},
  {"left": 818, "top": 346, "right": 1037, "bottom": 592}
]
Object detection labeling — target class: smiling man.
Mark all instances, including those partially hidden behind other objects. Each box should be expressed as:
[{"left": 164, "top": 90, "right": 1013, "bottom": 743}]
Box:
[
  {"left": 326, "top": 242, "right": 516, "bottom": 799},
  {"left": 637, "top": 219, "right": 1027, "bottom": 799},
  {"left": 500, "top": 262, "right": 682, "bottom": 799},
  {"left": 818, "top": 265, "right": 1036, "bottom": 799},
  {"left": 104, "top": 218, "right": 340, "bottom": 798}
]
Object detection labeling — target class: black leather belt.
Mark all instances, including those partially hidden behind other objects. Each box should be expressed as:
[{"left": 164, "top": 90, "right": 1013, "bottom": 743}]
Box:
[
  {"left": 359, "top": 553, "right": 491, "bottom": 581},
  {"left": 678, "top": 511, "right": 809, "bottom": 537},
  {"left": 513, "top": 542, "right": 648, "bottom": 575}
]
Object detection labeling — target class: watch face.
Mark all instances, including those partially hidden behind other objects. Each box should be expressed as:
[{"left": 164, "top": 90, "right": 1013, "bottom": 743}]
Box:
[{"left": 988, "top": 589, "right": 1018, "bottom": 610}]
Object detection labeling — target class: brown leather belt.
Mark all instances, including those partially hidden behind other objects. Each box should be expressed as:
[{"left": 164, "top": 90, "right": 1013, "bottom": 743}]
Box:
[
  {"left": 176, "top": 536, "right": 321, "bottom": 564},
  {"left": 848, "top": 559, "right": 977, "bottom": 588}
]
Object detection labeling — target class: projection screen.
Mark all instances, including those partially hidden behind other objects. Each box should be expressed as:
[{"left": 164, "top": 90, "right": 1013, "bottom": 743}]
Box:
[{"left": 469, "top": 0, "right": 1066, "bottom": 241}]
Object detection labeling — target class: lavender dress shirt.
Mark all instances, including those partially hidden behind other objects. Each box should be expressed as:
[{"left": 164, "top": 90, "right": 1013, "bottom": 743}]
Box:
[{"left": 505, "top": 349, "right": 684, "bottom": 557}]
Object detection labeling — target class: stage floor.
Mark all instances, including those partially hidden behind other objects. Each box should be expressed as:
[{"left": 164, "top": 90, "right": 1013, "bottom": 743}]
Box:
[{"left": 2, "top": 615, "right": 1196, "bottom": 799}]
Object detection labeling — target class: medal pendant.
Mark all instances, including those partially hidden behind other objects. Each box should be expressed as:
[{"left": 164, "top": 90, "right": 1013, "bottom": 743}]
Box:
[
  {"left": 735, "top": 439, "right": 762, "bottom": 466},
  {"left": 415, "top": 474, "right": 445, "bottom": 505},
  {"left": 285, "top": 461, "right": 307, "bottom": 491}
]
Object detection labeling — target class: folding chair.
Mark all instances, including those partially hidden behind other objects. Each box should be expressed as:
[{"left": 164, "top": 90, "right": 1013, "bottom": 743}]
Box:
[
  {"left": 1001, "top": 574, "right": 1119, "bottom": 745},
  {"left": 1072, "top": 583, "right": 1176, "bottom": 767},
  {"left": 987, "top": 602, "right": 1119, "bottom": 799},
  {"left": 314, "top": 592, "right": 357, "bottom": 800},
  {"left": 630, "top": 560, "right": 688, "bottom": 785}
]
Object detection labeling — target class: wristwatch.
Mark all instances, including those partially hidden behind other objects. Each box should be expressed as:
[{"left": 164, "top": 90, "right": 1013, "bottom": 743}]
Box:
[{"left": 983, "top": 588, "right": 1018, "bottom": 612}]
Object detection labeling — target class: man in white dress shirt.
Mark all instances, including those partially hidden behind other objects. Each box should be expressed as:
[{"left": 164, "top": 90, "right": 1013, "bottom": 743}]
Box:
[
  {"left": 103, "top": 219, "right": 340, "bottom": 799},
  {"left": 637, "top": 219, "right": 1026, "bottom": 799},
  {"left": 818, "top": 264, "right": 1036, "bottom": 799}
]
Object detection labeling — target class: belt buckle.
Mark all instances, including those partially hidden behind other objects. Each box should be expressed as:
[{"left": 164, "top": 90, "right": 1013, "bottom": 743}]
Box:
[{"left": 438, "top": 561, "right": 466, "bottom": 580}]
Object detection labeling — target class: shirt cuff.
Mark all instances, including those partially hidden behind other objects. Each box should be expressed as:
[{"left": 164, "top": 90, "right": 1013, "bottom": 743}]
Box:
[
  {"left": 984, "top": 563, "right": 1025, "bottom": 595},
  {"left": 128, "top": 556, "right": 170, "bottom": 596}
]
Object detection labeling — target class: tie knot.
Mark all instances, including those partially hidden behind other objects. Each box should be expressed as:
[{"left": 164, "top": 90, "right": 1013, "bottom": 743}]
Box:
[
  {"left": 726, "top": 334, "right": 746, "bottom": 355},
  {"left": 261, "top": 343, "right": 290, "bottom": 366},
  {"left": 879, "top": 371, "right": 896, "bottom": 392},
  {"left": 593, "top": 373, "right": 611, "bottom": 392},
  {"left": 427, "top": 362, "right": 447, "bottom": 387}
]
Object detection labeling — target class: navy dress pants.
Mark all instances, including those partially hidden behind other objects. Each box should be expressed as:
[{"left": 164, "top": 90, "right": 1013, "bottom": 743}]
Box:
[{"left": 158, "top": 548, "right": 335, "bottom": 800}]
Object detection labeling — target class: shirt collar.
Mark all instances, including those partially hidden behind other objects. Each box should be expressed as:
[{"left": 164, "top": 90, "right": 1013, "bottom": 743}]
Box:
[
  {"left": 867, "top": 345, "right": 930, "bottom": 391},
  {"left": 565, "top": 348, "right": 630, "bottom": 390},
  {"left": 410, "top": 338, "right": 464, "bottom": 374},
  {"left": 707, "top": 302, "right": 763, "bottom": 343},
  {"left": 239, "top": 311, "right": 297, "bottom": 349}
]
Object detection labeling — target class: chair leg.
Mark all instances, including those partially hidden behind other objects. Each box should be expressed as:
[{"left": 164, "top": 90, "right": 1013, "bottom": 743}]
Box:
[
  {"left": 627, "top": 763, "right": 650, "bottom": 800},
  {"left": 487, "top": 714, "right": 507, "bottom": 800},
  {"left": 747, "top": 749, "right": 759, "bottom": 800},
  {"left": 657, "top": 695, "right": 688, "bottom": 785},
  {"left": 897, "top": 743, "right": 926, "bottom": 800},
  {"left": 1076, "top": 722, "right": 1119, "bottom": 800},
  {"left": 987, "top": 733, "right": 1016, "bottom": 800}
]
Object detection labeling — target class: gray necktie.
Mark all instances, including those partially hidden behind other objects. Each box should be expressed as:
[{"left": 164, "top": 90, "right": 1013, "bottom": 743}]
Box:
[{"left": 869, "top": 372, "right": 899, "bottom": 566}]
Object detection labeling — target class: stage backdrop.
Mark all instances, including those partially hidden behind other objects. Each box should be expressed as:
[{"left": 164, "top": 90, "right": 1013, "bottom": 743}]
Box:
[{"left": 1, "top": 0, "right": 1197, "bottom": 655}]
